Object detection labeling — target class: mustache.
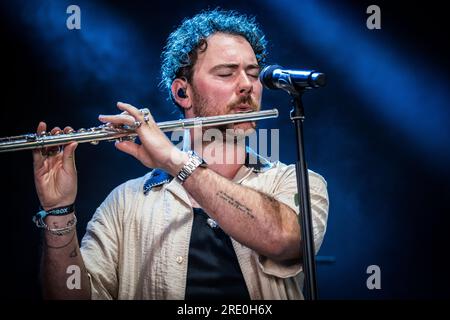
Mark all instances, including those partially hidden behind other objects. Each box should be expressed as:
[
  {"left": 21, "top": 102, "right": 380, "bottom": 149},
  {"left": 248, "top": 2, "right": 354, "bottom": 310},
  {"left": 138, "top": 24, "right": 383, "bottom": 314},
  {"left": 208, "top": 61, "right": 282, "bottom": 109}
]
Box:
[{"left": 227, "top": 96, "right": 259, "bottom": 111}]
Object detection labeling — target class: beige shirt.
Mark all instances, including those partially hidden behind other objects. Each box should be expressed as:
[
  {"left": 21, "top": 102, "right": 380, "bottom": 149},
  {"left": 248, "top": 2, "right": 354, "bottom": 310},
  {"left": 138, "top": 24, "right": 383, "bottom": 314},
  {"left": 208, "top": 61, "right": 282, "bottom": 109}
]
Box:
[{"left": 80, "top": 156, "right": 329, "bottom": 300}]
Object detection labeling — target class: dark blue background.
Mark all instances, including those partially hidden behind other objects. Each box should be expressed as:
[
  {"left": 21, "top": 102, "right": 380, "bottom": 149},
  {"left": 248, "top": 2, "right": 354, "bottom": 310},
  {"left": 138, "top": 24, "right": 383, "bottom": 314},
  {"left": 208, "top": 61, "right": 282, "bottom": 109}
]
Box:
[{"left": 1, "top": 0, "right": 448, "bottom": 300}]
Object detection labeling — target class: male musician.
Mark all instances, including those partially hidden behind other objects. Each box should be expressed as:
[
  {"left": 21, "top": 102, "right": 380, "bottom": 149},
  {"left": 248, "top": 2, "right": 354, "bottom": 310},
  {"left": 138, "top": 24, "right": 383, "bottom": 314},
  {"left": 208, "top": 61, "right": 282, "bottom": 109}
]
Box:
[{"left": 33, "top": 9, "right": 329, "bottom": 299}]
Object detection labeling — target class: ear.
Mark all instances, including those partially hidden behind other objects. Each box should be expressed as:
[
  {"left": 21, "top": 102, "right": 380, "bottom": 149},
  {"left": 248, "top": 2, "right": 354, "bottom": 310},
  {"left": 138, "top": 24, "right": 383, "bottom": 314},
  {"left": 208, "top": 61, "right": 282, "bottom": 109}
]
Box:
[{"left": 171, "top": 78, "right": 192, "bottom": 110}]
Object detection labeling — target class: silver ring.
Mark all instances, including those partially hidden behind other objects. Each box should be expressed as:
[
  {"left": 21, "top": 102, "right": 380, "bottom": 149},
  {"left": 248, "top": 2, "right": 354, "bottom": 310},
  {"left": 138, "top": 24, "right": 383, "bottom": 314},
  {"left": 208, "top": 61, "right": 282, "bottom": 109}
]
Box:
[
  {"left": 143, "top": 115, "right": 150, "bottom": 123},
  {"left": 140, "top": 108, "right": 150, "bottom": 116},
  {"left": 134, "top": 120, "right": 142, "bottom": 129}
]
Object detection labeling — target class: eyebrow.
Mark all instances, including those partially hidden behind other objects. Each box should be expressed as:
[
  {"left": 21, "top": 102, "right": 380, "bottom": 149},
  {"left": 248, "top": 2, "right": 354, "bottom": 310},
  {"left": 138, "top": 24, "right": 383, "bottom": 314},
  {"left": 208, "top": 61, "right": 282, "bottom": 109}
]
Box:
[{"left": 210, "top": 63, "right": 261, "bottom": 73}]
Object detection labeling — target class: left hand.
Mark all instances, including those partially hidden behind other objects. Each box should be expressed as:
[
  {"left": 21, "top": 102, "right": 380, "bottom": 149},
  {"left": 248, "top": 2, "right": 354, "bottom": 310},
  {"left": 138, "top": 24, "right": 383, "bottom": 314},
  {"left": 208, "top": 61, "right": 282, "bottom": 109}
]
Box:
[{"left": 98, "top": 102, "right": 188, "bottom": 175}]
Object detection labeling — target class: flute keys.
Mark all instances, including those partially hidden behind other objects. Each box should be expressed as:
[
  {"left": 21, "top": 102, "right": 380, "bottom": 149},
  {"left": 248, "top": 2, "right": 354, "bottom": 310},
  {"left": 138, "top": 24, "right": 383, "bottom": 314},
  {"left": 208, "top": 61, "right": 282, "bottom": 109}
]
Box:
[
  {"left": 88, "top": 127, "right": 100, "bottom": 144},
  {"left": 116, "top": 136, "right": 136, "bottom": 143},
  {"left": 25, "top": 134, "right": 37, "bottom": 142}
]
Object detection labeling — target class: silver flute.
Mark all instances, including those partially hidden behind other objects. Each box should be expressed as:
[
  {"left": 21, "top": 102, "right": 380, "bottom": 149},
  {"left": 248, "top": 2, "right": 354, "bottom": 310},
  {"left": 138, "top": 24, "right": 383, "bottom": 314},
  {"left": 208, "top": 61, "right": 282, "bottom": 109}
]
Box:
[{"left": 0, "top": 109, "right": 278, "bottom": 153}]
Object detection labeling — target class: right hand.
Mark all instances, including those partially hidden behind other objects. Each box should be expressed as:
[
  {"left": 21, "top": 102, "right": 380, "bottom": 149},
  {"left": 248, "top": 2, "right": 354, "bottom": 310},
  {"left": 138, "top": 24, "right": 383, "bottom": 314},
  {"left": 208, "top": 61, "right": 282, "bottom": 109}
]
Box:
[{"left": 32, "top": 122, "right": 78, "bottom": 211}]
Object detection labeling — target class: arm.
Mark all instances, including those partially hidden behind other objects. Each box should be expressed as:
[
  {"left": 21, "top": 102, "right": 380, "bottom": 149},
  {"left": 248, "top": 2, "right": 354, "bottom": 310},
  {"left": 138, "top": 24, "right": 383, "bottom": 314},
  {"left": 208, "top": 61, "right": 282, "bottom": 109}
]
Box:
[
  {"left": 41, "top": 214, "right": 91, "bottom": 299},
  {"left": 183, "top": 167, "right": 301, "bottom": 261},
  {"left": 33, "top": 122, "right": 91, "bottom": 299},
  {"left": 100, "top": 102, "right": 301, "bottom": 262}
]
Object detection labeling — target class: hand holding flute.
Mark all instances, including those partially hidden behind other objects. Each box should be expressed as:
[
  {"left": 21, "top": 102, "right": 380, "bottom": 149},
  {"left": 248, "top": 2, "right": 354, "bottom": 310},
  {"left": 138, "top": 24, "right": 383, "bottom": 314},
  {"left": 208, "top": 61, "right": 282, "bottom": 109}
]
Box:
[
  {"left": 26, "top": 101, "right": 279, "bottom": 299},
  {"left": 33, "top": 122, "right": 78, "bottom": 212},
  {"left": 98, "top": 102, "right": 189, "bottom": 177},
  {"left": 33, "top": 102, "right": 185, "bottom": 214},
  {"left": 29, "top": 102, "right": 278, "bottom": 212}
]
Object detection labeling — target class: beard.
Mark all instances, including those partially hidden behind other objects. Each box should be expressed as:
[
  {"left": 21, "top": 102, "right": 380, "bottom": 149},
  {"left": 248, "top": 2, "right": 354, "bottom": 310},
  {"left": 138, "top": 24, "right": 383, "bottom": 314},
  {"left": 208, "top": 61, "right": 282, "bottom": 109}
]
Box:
[{"left": 191, "top": 86, "right": 260, "bottom": 134}]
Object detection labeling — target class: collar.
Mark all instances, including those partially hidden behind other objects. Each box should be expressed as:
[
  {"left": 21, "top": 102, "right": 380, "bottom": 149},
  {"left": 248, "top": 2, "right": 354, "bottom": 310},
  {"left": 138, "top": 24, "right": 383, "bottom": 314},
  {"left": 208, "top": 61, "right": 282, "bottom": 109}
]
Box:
[
  {"left": 143, "top": 169, "right": 173, "bottom": 195},
  {"left": 244, "top": 146, "right": 273, "bottom": 173},
  {"left": 142, "top": 147, "right": 273, "bottom": 195}
]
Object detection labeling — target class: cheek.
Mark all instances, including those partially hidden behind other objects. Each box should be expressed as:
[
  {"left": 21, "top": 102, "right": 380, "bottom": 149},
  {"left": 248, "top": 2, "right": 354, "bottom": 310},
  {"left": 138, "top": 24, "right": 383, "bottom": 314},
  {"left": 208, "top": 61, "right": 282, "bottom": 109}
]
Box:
[
  {"left": 195, "top": 77, "right": 221, "bottom": 93},
  {"left": 254, "top": 82, "right": 263, "bottom": 97},
  {"left": 200, "top": 81, "right": 232, "bottom": 103},
  {"left": 252, "top": 86, "right": 263, "bottom": 107}
]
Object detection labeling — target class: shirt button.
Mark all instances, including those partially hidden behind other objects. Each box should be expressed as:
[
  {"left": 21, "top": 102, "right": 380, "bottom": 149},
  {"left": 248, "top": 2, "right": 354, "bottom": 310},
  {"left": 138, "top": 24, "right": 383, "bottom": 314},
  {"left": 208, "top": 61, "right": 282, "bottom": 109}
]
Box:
[{"left": 176, "top": 256, "right": 184, "bottom": 264}]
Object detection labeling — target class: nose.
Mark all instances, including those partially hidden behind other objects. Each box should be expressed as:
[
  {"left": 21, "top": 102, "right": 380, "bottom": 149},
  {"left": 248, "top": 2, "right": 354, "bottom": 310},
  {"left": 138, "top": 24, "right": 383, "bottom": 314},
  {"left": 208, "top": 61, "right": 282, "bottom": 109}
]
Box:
[{"left": 237, "top": 71, "right": 253, "bottom": 96}]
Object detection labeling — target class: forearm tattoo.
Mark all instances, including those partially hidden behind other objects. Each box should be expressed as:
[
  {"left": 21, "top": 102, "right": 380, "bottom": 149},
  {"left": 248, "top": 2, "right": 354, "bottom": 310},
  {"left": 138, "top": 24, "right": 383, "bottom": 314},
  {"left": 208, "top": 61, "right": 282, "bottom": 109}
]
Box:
[
  {"left": 216, "top": 191, "right": 255, "bottom": 219},
  {"left": 44, "top": 232, "right": 76, "bottom": 249},
  {"left": 69, "top": 247, "right": 78, "bottom": 258}
]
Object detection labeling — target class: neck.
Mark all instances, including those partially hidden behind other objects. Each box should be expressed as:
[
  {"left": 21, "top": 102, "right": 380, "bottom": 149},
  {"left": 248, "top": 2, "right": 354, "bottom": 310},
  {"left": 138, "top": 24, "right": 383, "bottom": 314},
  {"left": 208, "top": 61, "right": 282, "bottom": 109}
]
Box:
[{"left": 190, "top": 133, "right": 246, "bottom": 180}]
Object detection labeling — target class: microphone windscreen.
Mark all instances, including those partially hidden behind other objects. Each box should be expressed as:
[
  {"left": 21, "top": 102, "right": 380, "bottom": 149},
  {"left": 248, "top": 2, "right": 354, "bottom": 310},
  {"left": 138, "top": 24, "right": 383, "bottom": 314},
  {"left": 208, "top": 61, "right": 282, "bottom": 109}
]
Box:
[{"left": 259, "top": 65, "right": 283, "bottom": 89}]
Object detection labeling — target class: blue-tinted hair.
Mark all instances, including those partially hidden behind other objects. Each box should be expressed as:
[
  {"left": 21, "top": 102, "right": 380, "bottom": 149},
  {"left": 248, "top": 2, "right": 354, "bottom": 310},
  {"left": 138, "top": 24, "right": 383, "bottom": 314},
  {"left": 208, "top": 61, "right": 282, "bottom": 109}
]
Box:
[{"left": 160, "top": 9, "right": 268, "bottom": 113}]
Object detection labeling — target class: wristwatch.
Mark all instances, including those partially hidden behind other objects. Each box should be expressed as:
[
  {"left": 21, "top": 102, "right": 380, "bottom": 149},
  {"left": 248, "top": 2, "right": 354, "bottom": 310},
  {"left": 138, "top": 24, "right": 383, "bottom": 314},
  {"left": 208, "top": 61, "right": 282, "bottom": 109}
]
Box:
[{"left": 176, "top": 150, "right": 207, "bottom": 184}]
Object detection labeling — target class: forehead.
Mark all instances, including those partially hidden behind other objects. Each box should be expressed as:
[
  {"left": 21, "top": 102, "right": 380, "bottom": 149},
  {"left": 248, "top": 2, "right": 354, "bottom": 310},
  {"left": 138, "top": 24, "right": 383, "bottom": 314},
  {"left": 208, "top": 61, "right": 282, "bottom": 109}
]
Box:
[{"left": 196, "top": 33, "right": 258, "bottom": 68}]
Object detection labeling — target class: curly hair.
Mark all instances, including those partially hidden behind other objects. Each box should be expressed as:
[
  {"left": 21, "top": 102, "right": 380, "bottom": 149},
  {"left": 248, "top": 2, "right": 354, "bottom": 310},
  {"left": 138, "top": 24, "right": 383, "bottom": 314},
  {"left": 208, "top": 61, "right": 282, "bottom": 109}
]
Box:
[{"left": 160, "top": 9, "right": 268, "bottom": 113}]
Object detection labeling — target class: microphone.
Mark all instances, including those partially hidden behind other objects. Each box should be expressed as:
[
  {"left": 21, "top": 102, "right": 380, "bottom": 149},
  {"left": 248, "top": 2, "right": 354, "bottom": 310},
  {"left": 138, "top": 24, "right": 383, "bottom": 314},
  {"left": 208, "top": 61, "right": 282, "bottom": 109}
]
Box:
[{"left": 259, "top": 65, "right": 326, "bottom": 93}]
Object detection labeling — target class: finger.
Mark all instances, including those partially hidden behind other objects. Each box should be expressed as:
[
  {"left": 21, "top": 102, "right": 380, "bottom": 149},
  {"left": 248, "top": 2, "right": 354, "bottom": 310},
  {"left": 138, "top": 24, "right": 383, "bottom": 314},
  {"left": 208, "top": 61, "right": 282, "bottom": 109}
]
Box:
[
  {"left": 141, "top": 108, "right": 156, "bottom": 126},
  {"left": 50, "top": 127, "right": 62, "bottom": 135},
  {"left": 32, "top": 121, "right": 47, "bottom": 164},
  {"left": 116, "top": 102, "right": 142, "bottom": 121},
  {"left": 63, "top": 126, "right": 75, "bottom": 134},
  {"left": 42, "top": 126, "right": 63, "bottom": 156},
  {"left": 62, "top": 142, "right": 78, "bottom": 173},
  {"left": 118, "top": 102, "right": 157, "bottom": 132},
  {"left": 98, "top": 114, "right": 135, "bottom": 126},
  {"left": 37, "top": 121, "right": 47, "bottom": 134},
  {"left": 114, "top": 140, "right": 141, "bottom": 161}
]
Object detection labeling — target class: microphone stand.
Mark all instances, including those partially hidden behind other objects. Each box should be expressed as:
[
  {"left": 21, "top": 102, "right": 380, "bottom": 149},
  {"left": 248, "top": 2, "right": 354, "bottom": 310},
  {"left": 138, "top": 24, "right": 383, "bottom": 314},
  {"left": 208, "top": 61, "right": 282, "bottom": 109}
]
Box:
[
  {"left": 259, "top": 64, "right": 326, "bottom": 300},
  {"left": 290, "top": 89, "right": 318, "bottom": 300}
]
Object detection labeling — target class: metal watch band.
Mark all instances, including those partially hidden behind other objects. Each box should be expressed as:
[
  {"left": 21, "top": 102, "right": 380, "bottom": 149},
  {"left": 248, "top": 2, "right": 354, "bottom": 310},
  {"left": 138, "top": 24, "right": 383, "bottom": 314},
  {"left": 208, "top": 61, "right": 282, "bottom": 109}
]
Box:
[{"left": 176, "top": 150, "right": 206, "bottom": 184}]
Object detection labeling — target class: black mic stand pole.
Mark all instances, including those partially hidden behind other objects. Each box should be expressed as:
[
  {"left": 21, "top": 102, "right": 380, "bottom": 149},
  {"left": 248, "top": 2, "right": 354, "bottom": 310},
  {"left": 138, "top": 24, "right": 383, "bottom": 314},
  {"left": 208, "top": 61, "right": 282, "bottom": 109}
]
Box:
[{"left": 290, "top": 89, "right": 318, "bottom": 300}]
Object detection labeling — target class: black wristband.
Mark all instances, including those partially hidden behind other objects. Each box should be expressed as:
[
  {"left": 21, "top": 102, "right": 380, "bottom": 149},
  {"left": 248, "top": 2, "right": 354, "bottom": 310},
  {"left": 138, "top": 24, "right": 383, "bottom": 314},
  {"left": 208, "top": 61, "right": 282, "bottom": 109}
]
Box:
[
  {"left": 39, "top": 203, "right": 75, "bottom": 216},
  {"left": 33, "top": 203, "right": 75, "bottom": 229}
]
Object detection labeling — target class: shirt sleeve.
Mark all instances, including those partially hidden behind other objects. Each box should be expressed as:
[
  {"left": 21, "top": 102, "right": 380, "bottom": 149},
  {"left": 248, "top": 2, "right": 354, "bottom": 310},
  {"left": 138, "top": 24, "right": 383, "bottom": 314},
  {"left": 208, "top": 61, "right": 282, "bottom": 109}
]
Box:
[
  {"left": 80, "top": 184, "right": 124, "bottom": 300},
  {"left": 256, "top": 164, "right": 329, "bottom": 278}
]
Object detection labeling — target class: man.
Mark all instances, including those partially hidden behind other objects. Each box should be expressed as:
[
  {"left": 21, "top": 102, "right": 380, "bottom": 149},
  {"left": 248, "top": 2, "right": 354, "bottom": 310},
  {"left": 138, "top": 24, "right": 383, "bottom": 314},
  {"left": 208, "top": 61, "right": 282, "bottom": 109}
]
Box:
[{"left": 33, "top": 9, "right": 329, "bottom": 300}]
